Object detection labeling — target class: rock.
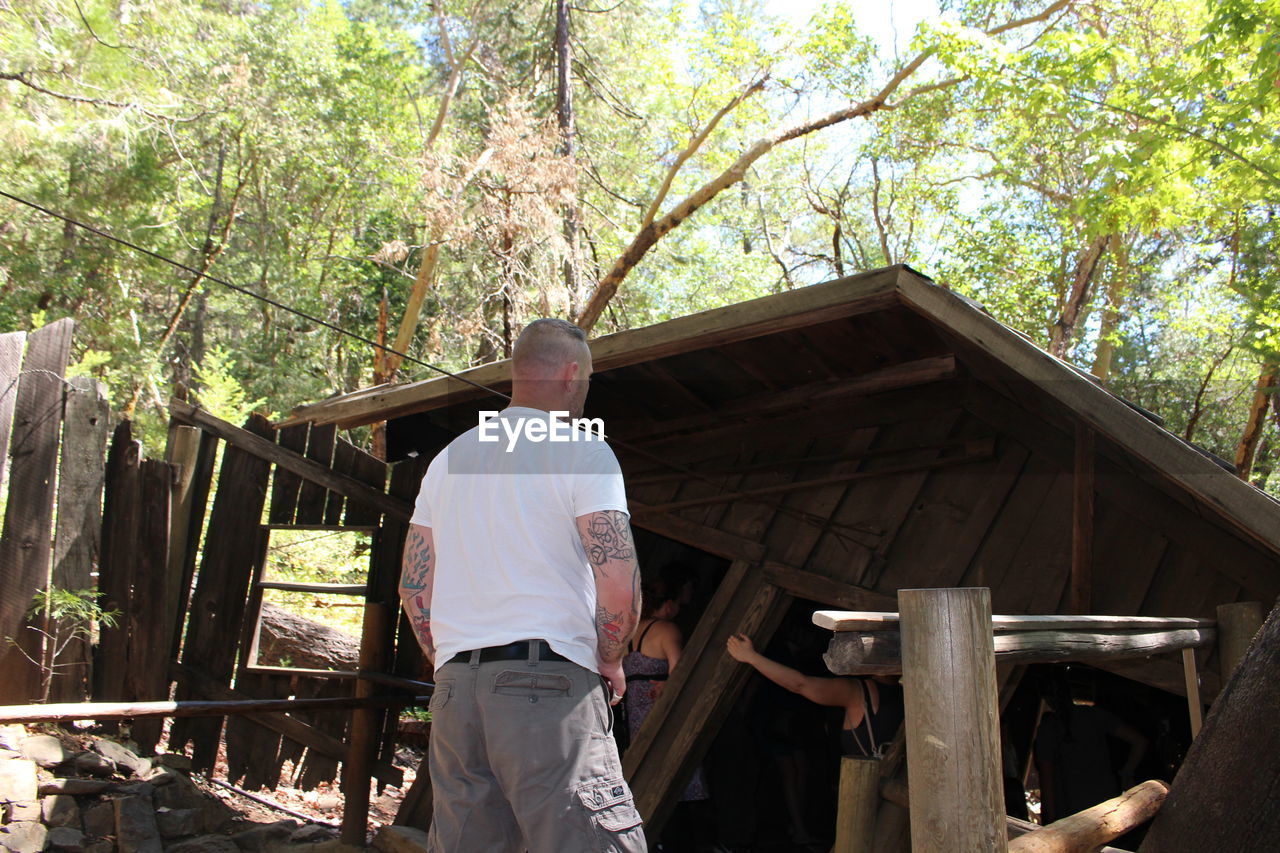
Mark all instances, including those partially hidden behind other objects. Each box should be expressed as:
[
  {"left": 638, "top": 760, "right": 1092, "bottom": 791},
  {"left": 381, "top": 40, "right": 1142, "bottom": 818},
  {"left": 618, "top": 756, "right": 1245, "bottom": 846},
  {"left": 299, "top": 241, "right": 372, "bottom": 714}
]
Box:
[
  {"left": 0, "top": 822, "right": 48, "bottom": 853},
  {"left": 371, "top": 826, "right": 428, "bottom": 853},
  {"left": 165, "top": 836, "right": 239, "bottom": 853},
  {"left": 83, "top": 843, "right": 112, "bottom": 853},
  {"left": 230, "top": 821, "right": 296, "bottom": 853},
  {"left": 6, "top": 801, "right": 41, "bottom": 821},
  {"left": 287, "top": 826, "right": 333, "bottom": 845},
  {"left": 0, "top": 727, "right": 25, "bottom": 752},
  {"left": 0, "top": 759, "right": 38, "bottom": 802},
  {"left": 46, "top": 828, "right": 87, "bottom": 853},
  {"left": 153, "top": 774, "right": 201, "bottom": 811},
  {"left": 38, "top": 780, "right": 113, "bottom": 796},
  {"left": 116, "top": 783, "right": 153, "bottom": 798},
  {"left": 92, "top": 743, "right": 143, "bottom": 777},
  {"left": 0, "top": 749, "right": 18, "bottom": 761},
  {"left": 313, "top": 796, "right": 340, "bottom": 813},
  {"left": 41, "top": 795, "right": 82, "bottom": 829},
  {"left": 152, "top": 756, "right": 190, "bottom": 773},
  {"left": 19, "top": 736, "right": 67, "bottom": 769},
  {"left": 73, "top": 754, "right": 116, "bottom": 779},
  {"left": 82, "top": 801, "right": 115, "bottom": 839},
  {"left": 154, "top": 810, "right": 201, "bottom": 840},
  {"left": 196, "top": 799, "right": 233, "bottom": 836},
  {"left": 114, "top": 796, "right": 161, "bottom": 853},
  {"left": 145, "top": 768, "right": 179, "bottom": 788}
]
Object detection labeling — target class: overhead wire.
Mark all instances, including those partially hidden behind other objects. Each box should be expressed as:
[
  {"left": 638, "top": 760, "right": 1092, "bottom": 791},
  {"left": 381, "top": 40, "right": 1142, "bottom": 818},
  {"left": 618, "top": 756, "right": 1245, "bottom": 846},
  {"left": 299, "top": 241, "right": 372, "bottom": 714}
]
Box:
[{"left": 3, "top": 188, "right": 882, "bottom": 553}]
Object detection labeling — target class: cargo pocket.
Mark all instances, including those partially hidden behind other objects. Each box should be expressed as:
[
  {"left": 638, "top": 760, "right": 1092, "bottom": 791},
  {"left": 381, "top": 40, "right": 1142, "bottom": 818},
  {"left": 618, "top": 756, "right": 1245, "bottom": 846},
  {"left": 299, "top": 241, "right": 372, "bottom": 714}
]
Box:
[
  {"left": 428, "top": 681, "right": 452, "bottom": 712},
  {"left": 576, "top": 775, "right": 644, "bottom": 842},
  {"left": 491, "top": 670, "right": 572, "bottom": 701}
]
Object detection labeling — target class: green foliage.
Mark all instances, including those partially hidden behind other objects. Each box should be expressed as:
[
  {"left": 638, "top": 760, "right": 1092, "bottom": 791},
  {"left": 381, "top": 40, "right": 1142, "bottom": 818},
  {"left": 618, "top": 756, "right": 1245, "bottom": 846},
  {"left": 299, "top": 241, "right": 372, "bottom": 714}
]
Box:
[
  {"left": 7, "top": 587, "right": 119, "bottom": 702},
  {"left": 194, "top": 345, "right": 269, "bottom": 424}
]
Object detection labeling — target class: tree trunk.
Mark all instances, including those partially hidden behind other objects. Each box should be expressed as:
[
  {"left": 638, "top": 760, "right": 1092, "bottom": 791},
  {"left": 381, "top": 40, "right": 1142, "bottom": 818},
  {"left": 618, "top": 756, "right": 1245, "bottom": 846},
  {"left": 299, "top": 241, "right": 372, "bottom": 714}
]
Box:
[
  {"left": 555, "top": 0, "right": 581, "bottom": 319},
  {"left": 1138, "top": 601, "right": 1280, "bottom": 852},
  {"left": 1049, "top": 232, "right": 1111, "bottom": 359},
  {"left": 1090, "top": 236, "right": 1127, "bottom": 382},
  {"left": 1234, "top": 363, "right": 1278, "bottom": 479}
]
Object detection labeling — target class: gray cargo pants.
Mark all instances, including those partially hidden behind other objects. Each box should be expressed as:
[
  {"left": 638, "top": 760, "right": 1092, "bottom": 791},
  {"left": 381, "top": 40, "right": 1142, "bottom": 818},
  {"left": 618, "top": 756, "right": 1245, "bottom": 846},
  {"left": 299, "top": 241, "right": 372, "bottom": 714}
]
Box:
[{"left": 425, "top": 651, "right": 647, "bottom": 853}]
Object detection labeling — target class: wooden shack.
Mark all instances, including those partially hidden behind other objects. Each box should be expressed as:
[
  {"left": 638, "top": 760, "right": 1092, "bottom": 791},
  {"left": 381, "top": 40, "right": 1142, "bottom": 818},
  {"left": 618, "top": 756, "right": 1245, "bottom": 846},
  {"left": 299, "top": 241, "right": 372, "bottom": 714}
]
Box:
[{"left": 287, "top": 263, "right": 1280, "bottom": 835}]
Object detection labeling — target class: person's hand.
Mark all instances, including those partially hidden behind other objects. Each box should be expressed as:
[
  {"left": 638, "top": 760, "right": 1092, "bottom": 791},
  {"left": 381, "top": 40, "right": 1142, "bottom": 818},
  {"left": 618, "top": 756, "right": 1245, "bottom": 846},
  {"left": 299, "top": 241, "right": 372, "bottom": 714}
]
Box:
[
  {"left": 726, "top": 633, "right": 756, "bottom": 663},
  {"left": 599, "top": 659, "right": 626, "bottom": 705}
]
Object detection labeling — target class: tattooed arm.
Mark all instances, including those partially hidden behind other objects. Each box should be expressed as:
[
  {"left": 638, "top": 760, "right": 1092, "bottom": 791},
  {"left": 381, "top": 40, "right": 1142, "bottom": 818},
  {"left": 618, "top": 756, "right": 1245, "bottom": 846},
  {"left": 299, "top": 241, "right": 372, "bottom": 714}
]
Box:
[
  {"left": 398, "top": 524, "right": 437, "bottom": 665},
  {"left": 577, "top": 509, "right": 641, "bottom": 703}
]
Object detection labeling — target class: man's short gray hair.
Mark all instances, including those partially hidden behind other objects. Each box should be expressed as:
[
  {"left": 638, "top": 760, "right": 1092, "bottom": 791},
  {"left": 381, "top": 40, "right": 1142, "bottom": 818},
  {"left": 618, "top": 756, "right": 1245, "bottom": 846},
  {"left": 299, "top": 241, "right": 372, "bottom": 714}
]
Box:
[{"left": 512, "top": 318, "right": 589, "bottom": 372}]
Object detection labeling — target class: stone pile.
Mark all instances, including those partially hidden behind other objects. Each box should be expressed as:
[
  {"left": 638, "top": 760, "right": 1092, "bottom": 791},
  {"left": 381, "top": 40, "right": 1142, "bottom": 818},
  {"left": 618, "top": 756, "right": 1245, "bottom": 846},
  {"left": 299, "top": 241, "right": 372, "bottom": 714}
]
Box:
[{"left": 0, "top": 726, "right": 340, "bottom": 853}]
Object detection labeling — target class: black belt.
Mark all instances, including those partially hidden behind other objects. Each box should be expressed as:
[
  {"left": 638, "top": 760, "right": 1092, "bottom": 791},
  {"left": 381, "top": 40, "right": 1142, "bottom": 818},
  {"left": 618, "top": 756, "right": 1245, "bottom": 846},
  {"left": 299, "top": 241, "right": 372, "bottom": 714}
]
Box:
[{"left": 449, "top": 640, "right": 569, "bottom": 665}]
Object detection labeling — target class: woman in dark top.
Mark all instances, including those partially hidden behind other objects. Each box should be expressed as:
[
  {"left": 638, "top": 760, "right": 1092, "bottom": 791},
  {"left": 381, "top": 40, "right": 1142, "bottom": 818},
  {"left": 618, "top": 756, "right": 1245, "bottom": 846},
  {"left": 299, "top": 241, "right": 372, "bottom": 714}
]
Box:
[{"left": 726, "top": 633, "right": 903, "bottom": 757}]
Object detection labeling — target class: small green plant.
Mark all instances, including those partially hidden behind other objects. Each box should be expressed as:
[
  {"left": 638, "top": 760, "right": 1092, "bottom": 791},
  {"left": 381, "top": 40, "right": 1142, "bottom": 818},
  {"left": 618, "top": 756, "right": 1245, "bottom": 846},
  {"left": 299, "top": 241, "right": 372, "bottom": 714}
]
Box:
[
  {"left": 5, "top": 588, "right": 120, "bottom": 702},
  {"left": 194, "top": 345, "right": 268, "bottom": 424}
]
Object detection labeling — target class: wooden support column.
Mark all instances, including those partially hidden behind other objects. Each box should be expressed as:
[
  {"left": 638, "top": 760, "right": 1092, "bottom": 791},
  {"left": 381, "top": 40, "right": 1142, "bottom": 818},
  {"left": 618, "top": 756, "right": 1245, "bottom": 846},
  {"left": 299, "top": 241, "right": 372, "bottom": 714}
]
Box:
[
  {"left": 1215, "top": 601, "right": 1264, "bottom": 683},
  {"left": 342, "top": 602, "right": 389, "bottom": 845},
  {"left": 899, "top": 588, "right": 1005, "bottom": 853},
  {"left": 835, "top": 756, "right": 881, "bottom": 853},
  {"left": 1070, "top": 425, "right": 1094, "bottom": 614},
  {"left": 1181, "top": 648, "right": 1202, "bottom": 738}
]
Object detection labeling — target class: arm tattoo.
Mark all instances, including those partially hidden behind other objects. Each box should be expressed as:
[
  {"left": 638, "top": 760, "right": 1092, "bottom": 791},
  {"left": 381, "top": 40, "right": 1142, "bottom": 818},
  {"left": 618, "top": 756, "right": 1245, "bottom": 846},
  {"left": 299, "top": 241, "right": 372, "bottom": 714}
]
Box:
[
  {"left": 410, "top": 593, "right": 436, "bottom": 661},
  {"left": 596, "top": 603, "right": 625, "bottom": 659},
  {"left": 583, "top": 511, "right": 635, "bottom": 576},
  {"left": 401, "top": 527, "right": 432, "bottom": 590}
]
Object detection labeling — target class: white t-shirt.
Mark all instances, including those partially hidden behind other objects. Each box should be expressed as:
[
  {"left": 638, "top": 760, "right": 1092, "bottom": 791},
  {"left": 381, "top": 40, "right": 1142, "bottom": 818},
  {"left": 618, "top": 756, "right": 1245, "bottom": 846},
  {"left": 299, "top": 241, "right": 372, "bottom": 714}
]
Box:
[{"left": 410, "top": 406, "right": 629, "bottom": 673}]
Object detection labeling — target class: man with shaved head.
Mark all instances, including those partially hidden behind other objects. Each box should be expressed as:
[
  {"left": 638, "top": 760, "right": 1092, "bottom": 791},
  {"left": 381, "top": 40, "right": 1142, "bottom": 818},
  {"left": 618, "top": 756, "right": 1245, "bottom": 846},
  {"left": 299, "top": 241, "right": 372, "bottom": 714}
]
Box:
[{"left": 399, "top": 318, "right": 646, "bottom": 851}]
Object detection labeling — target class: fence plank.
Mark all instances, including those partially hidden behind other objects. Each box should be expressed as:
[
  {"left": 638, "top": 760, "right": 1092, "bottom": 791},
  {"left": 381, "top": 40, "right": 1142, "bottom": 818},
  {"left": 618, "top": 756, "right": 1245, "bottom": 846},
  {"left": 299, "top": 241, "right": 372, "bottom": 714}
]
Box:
[
  {"left": 268, "top": 424, "right": 309, "bottom": 525},
  {"left": 0, "top": 319, "right": 74, "bottom": 703},
  {"left": 49, "top": 376, "right": 110, "bottom": 702},
  {"left": 0, "top": 331, "right": 28, "bottom": 489},
  {"left": 95, "top": 422, "right": 142, "bottom": 708},
  {"left": 171, "top": 414, "right": 274, "bottom": 772},
  {"left": 296, "top": 424, "right": 336, "bottom": 524},
  {"left": 167, "top": 427, "right": 218, "bottom": 656},
  {"left": 127, "top": 459, "right": 175, "bottom": 755}
]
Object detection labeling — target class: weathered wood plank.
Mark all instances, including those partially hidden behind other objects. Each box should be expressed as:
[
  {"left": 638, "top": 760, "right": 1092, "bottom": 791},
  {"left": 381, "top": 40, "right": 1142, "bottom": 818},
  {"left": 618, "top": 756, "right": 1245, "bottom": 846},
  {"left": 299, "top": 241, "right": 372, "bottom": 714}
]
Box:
[
  {"left": 824, "top": 627, "right": 1216, "bottom": 675},
  {"left": 268, "top": 423, "right": 310, "bottom": 525},
  {"left": 171, "top": 402, "right": 412, "bottom": 521},
  {"left": 1071, "top": 425, "right": 1095, "bottom": 614},
  {"left": 764, "top": 564, "right": 896, "bottom": 611},
  {"left": 0, "top": 330, "right": 27, "bottom": 489},
  {"left": 127, "top": 459, "right": 175, "bottom": 754},
  {"left": 48, "top": 376, "right": 109, "bottom": 702},
  {"left": 813, "top": 612, "right": 1214, "bottom": 632},
  {"left": 166, "top": 426, "right": 218, "bottom": 655},
  {"left": 0, "top": 319, "right": 73, "bottom": 703},
  {"left": 344, "top": 443, "right": 388, "bottom": 527},
  {"left": 94, "top": 422, "right": 141, "bottom": 706},
  {"left": 296, "top": 423, "right": 336, "bottom": 525},
  {"left": 171, "top": 414, "right": 274, "bottom": 772},
  {"left": 324, "top": 440, "right": 356, "bottom": 526}
]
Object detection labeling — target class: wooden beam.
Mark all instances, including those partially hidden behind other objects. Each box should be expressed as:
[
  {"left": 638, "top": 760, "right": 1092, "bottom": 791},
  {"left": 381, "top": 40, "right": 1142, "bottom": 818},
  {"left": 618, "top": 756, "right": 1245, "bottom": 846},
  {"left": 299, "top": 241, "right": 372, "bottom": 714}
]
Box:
[
  {"left": 835, "top": 756, "right": 881, "bottom": 853},
  {"left": 629, "top": 504, "right": 766, "bottom": 563},
  {"left": 171, "top": 401, "right": 412, "bottom": 522},
  {"left": 763, "top": 564, "right": 896, "bottom": 611},
  {"left": 285, "top": 266, "right": 906, "bottom": 428},
  {"left": 825, "top": 627, "right": 1216, "bottom": 675},
  {"left": 1071, "top": 424, "right": 1095, "bottom": 614},
  {"left": 641, "top": 439, "right": 993, "bottom": 513},
  {"left": 0, "top": 692, "right": 416, "bottom": 722},
  {"left": 898, "top": 270, "right": 1280, "bottom": 568},
  {"left": 814, "top": 611, "right": 1214, "bottom": 633},
  {"left": 899, "top": 588, "right": 1006, "bottom": 853},
  {"left": 257, "top": 581, "right": 368, "bottom": 595},
  {"left": 0, "top": 331, "right": 27, "bottom": 489}
]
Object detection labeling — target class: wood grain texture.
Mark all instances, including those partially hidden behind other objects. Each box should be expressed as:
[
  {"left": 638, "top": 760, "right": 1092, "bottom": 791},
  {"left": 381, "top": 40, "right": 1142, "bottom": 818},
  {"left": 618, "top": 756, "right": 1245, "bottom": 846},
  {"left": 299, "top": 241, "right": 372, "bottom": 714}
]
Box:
[
  {"left": 94, "top": 421, "right": 141, "bottom": 705},
  {"left": 834, "top": 756, "right": 881, "bottom": 853},
  {"left": 1215, "top": 601, "right": 1264, "bottom": 684},
  {"left": 1138, "top": 601, "right": 1280, "bottom": 852},
  {"left": 899, "top": 588, "right": 1006, "bottom": 853},
  {"left": 0, "top": 330, "right": 27, "bottom": 490},
  {"left": 48, "top": 376, "right": 109, "bottom": 702}
]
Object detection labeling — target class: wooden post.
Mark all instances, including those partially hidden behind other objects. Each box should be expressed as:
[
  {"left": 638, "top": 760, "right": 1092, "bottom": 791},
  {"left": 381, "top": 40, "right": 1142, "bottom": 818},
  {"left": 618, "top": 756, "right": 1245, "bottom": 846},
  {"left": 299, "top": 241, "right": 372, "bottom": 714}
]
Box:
[
  {"left": 835, "top": 756, "right": 881, "bottom": 853},
  {"left": 1215, "top": 601, "right": 1264, "bottom": 684},
  {"left": 1070, "top": 425, "right": 1094, "bottom": 614},
  {"left": 899, "top": 588, "right": 1006, "bottom": 853},
  {"left": 0, "top": 331, "right": 27, "bottom": 489},
  {"left": 342, "top": 602, "right": 389, "bottom": 845},
  {"left": 1181, "top": 648, "right": 1202, "bottom": 738}
]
